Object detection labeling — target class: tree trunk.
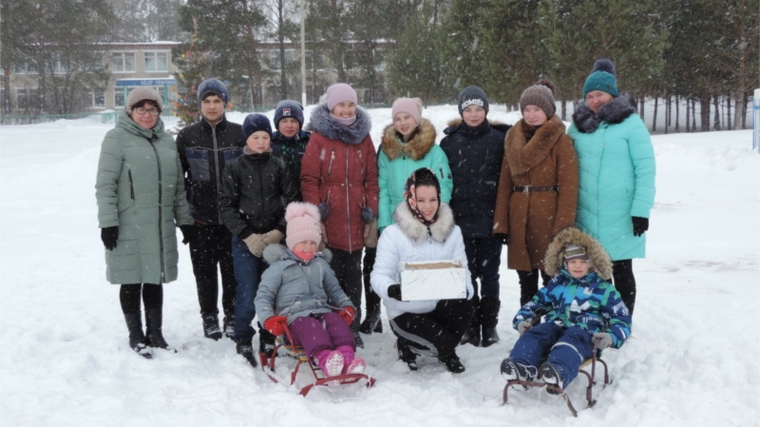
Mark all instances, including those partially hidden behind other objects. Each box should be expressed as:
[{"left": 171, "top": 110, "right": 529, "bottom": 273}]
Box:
[
  {"left": 726, "top": 94, "right": 733, "bottom": 130},
  {"left": 700, "top": 94, "right": 710, "bottom": 131},
  {"left": 652, "top": 97, "right": 658, "bottom": 132},
  {"left": 685, "top": 96, "right": 690, "bottom": 132},
  {"left": 713, "top": 95, "right": 720, "bottom": 131},
  {"left": 675, "top": 95, "right": 680, "bottom": 133},
  {"left": 691, "top": 98, "right": 697, "bottom": 132}
]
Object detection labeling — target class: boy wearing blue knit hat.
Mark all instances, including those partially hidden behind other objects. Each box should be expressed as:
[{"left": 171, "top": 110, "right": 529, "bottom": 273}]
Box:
[
  {"left": 176, "top": 77, "right": 244, "bottom": 342},
  {"left": 218, "top": 113, "right": 298, "bottom": 367}
]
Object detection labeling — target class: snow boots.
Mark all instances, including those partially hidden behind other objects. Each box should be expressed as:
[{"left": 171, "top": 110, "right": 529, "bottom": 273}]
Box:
[
  {"left": 438, "top": 351, "right": 465, "bottom": 374},
  {"left": 222, "top": 313, "right": 235, "bottom": 339},
  {"left": 539, "top": 362, "right": 565, "bottom": 394},
  {"left": 316, "top": 349, "right": 344, "bottom": 377},
  {"left": 145, "top": 308, "right": 175, "bottom": 352},
  {"left": 397, "top": 339, "right": 419, "bottom": 371},
  {"left": 460, "top": 296, "right": 481, "bottom": 347},
  {"left": 480, "top": 298, "right": 501, "bottom": 347},
  {"left": 500, "top": 358, "right": 536, "bottom": 382},
  {"left": 124, "top": 312, "right": 152, "bottom": 359},
  {"left": 202, "top": 314, "right": 223, "bottom": 341},
  {"left": 236, "top": 339, "right": 258, "bottom": 368}
]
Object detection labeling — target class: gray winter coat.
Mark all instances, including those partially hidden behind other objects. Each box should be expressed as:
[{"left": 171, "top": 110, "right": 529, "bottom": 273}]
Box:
[
  {"left": 95, "top": 111, "right": 193, "bottom": 284},
  {"left": 254, "top": 245, "right": 353, "bottom": 325}
]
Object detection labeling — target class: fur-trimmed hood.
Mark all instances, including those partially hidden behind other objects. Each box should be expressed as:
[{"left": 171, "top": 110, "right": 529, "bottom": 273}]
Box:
[
  {"left": 262, "top": 243, "right": 332, "bottom": 265},
  {"left": 571, "top": 93, "right": 637, "bottom": 134},
  {"left": 392, "top": 201, "right": 455, "bottom": 244},
  {"left": 380, "top": 118, "right": 437, "bottom": 161},
  {"left": 505, "top": 114, "right": 567, "bottom": 176},
  {"left": 543, "top": 227, "right": 613, "bottom": 281},
  {"left": 305, "top": 103, "right": 372, "bottom": 145}
]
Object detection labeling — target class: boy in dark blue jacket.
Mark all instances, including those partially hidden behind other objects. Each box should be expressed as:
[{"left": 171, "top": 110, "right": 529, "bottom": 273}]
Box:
[
  {"left": 500, "top": 227, "right": 632, "bottom": 391},
  {"left": 440, "top": 86, "right": 510, "bottom": 348}
]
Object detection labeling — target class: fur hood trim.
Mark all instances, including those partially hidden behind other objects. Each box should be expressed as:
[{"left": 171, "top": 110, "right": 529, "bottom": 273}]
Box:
[
  {"left": 543, "top": 227, "right": 612, "bottom": 281},
  {"left": 305, "top": 103, "right": 372, "bottom": 145},
  {"left": 392, "top": 202, "right": 455, "bottom": 243},
  {"left": 571, "top": 93, "right": 636, "bottom": 134},
  {"left": 506, "top": 114, "right": 567, "bottom": 175},
  {"left": 263, "top": 244, "right": 332, "bottom": 265},
  {"left": 380, "top": 118, "right": 437, "bottom": 161}
]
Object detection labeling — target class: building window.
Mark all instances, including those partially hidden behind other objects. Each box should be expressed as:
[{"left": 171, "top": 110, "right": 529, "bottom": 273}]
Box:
[
  {"left": 114, "top": 87, "right": 130, "bottom": 108},
  {"left": 16, "top": 88, "right": 40, "bottom": 110},
  {"left": 112, "top": 52, "right": 135, "bottom": 73},
  {"left": 91, "top": 92, "right": 105, "bottom": 108},
  {"left": 144, "top": 52, "right": 168, "bottom": 72},
  {"left": 50, "top": 54, "right": 68, "bottom": 74},
  {"left": 14, "top": 62, "right": 38, "bottom": 75}
]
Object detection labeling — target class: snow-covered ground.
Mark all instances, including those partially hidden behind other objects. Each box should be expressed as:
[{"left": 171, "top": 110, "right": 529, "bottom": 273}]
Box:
[{"left": 1, "top": 105, "right": 758, "bottom": 426}]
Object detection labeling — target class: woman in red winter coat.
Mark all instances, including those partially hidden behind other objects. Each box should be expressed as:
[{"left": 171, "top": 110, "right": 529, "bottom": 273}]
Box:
[{"left": 300, "top": 83, "right": 379, "bottom": 347}]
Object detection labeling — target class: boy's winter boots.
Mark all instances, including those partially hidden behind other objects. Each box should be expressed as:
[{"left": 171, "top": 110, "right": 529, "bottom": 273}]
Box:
[
  {"left": 222, "top": 313, "right": 236, "bottom": 339},
  {"left": 236, "top": 339, "right": 258, "bottom": 368},
  {"left": 124, "top": 312, "right": 152, "bottom": 359},
  {"left": 202, "top": 314, "right": 223, "bottom": 341},
  {"left": 145, "top": 308, "right": 175, "bottom": 352}
]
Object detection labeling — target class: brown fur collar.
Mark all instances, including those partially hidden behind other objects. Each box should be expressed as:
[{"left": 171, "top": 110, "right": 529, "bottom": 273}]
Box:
[
  {"left": 505, "top": 115, "right": 566, "bottom": 176},
  {"left": 381, "top": 118, "right": 437, "bottom": 161},
  {"left": 543, "top": 227, "right": 613, "bottom": 281}
]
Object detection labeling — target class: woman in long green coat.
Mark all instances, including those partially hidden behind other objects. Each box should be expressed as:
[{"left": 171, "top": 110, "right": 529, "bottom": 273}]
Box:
[
  {"left": 96, "top": 87, "right": 193, "bottom": 358},
  {"left": 567, "top": 59, "right": 656, "bottom": 315}
]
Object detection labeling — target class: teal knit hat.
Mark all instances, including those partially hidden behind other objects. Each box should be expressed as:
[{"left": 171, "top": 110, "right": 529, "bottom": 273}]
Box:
[{"left": 582, "top": 59, "right": 618, "bottom": 97}]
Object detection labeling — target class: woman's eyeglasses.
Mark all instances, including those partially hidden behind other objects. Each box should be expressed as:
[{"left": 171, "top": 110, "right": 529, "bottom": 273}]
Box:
[{"left": 134, "top": 107, "right": 160, "bottom": 116}]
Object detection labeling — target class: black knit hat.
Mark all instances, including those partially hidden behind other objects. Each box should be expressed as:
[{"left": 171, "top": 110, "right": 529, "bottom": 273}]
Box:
[
  {"left": 197, "top": 78, "right": 230, "bottom": 105},
  {"left": 458, "top": 85, "right": 489, "bottom": 116},
  {"left": 241, "top": 113, "right": 272, "bottom": 140},
  {"left": 274, "top": 100, "right": 304, "bottom": 129}
]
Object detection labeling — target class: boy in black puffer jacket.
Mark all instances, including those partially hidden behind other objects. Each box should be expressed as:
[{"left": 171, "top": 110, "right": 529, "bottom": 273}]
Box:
[
  {"left": 176, "top": 78, "right": 244, "bottom": 341},
  {"left": 440, "top": 86, "right": 511, "bottom": 349},
  {"left": 218, "top": 114, "right": 298, "bottom": 367}
]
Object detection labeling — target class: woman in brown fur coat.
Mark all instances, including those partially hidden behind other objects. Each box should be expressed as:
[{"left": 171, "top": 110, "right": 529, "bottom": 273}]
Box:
[{"left": 493, "top": 80, "right": 579, "bottom": 306}]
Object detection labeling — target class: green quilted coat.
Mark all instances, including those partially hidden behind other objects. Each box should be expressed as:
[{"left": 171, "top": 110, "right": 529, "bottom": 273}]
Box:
[{"left": 96, "top": 111, "right": 193, "bottom": 284}]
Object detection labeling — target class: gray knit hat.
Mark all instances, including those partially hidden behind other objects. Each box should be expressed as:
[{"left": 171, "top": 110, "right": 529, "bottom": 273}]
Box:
[
  {"left": 564, "top": 244, "right": 589, "bottom": 262},
  {"left": 126, "top": 86, "right": 163, "bottom": 114},
  {"left": 520, "top": 79, "right": 556, "bottom": 118}
]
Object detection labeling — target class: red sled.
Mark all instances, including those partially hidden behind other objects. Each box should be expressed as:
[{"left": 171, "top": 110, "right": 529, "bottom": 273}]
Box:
[{"left": 258, "top": 323, "right": 376, "bottom": 396}]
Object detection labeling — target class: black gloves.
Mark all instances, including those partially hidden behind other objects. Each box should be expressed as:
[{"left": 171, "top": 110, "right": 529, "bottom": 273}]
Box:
[
  {"left": 494, "top": 233, "right": 509, "bottom": 245},
  {"left": 387, "top": 284, "right": 402, "bottom": 301},
  {"left": 632, "top": 216, "right": 649, "bottom": 236},
  {"left": 180, "top": 224, "right": 195, "bottom": 245},
  {"left": 318, "top": 202, "right": 330, "bottom": 220},
  {"left": 361, "top": 206, "right": 375, "bottom": 224},
  {"left": 101, "top": 226, "right": 119, "bottom": 250}
]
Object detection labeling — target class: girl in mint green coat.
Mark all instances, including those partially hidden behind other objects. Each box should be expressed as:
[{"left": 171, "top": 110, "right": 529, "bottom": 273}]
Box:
[
  {"left": 359, "top": 97, "right": 452, "bottom": 335},
  {"left": 567, "top": 59, "right": 656, "bottom": 315}
]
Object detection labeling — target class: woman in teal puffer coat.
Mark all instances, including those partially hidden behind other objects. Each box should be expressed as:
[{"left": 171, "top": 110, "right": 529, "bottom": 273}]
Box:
[
  {"left": 96, "top": 87, "right": 193, "bottom": 358},
  {"left": 567, "top": 59, "right": 656, "bottom": 315}
]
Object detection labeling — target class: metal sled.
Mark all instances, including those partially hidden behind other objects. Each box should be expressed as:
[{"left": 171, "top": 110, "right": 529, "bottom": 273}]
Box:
[
  {"left": 258, "top": 324, "right": 376, "bottom": 396},
  {"left": 502, "top": 342, "right": 610, "bottom": 417}
]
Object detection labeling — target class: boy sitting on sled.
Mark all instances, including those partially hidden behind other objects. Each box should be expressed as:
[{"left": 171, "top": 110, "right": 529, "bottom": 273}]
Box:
[{"left": 500, "top": 227, "right": 632, "bottom": 391}]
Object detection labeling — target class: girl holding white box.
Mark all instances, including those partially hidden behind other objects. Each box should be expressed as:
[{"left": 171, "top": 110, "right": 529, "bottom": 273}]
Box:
[{"left": 371, "top": 168, "right": 474, "bottom": 373}]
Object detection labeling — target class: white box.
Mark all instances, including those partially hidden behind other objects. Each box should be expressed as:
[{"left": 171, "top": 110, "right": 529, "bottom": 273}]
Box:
[{"left": 399, "top": 260, "right": 467, "bottom": 301}]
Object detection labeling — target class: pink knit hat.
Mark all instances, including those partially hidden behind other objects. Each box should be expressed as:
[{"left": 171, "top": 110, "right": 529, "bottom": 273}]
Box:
[
  {"left": 326, "top": 83, "right": 358, "bottom": 112},
  {"left": 285, "top": 202, "right": 322, "bottom": 251},
  {"left": 392, "top": 97, "right": 422, "bottom": 125}
]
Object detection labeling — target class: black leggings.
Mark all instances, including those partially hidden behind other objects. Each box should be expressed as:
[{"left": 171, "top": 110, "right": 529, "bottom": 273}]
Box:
[
  {"left": 611, "top": 259, "right": 636, "bottom": 314},
  {"left": 120, "top": 284, "right": 163, "bottom": 314}
]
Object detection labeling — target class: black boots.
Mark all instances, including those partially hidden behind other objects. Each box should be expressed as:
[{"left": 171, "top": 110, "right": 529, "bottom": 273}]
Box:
[
  {"left": 359, "top": 298, "right": 383, "bottom": 334},
  {"left": 460, "top": 297, "right": 481, "bottom": 347},
  {"left": 397, "top": 339, "right": 419, "bottom": 371},
  {"left": 124, "top": 312, "right": 152, "bottom": 359},
  {"left": 145, "top": 308, "right": 175, "bottom": 352},
  {"left": 439, "top": 352, "right": 465, "bottom": 374},
  {"left": 460, "top": 297, "right": 501, "bottom": 347},
  {"left": 202, "top": 314, "right": 223, "bottom": 341},
  {"left": 480, "top": 298, "right": 501, "bottom": 347},
  {"left": 222, "top": 313, "right": 236, "bottom": 339},
  {"left": 236, "top": 339, "right": 258, "bottom": 368}
]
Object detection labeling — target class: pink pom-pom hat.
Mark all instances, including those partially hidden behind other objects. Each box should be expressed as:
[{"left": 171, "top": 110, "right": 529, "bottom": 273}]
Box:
[{"left": 285, "top": 202, "right": 322, "bottom": 250}]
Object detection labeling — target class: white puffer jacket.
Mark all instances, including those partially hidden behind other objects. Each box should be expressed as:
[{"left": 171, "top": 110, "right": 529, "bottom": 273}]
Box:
[{"left": 371, "top": 202, "right": 472, "bottom": 320}]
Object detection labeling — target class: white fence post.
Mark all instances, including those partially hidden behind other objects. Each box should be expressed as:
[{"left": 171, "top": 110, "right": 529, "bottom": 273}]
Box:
[{"left": 754, "top": 88, "right": 760, "bottom": 153}]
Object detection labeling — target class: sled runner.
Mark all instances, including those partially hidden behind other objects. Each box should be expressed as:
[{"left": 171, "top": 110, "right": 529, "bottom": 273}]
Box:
[
  {"left": 258, "top": 324, "right": 376, "bottom": 396},
  {"left": 502, "top": 342, "right": 610, "bottom": 417}
]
